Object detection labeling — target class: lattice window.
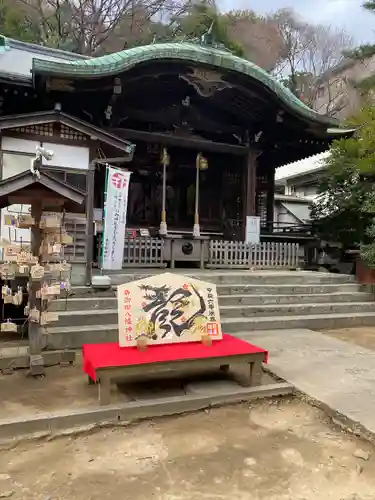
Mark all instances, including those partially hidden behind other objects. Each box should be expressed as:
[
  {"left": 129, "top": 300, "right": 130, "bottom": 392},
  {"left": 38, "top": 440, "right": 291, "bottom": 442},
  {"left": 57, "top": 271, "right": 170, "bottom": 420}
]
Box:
[
  {"left": 66, "top": 172, "right": 86, "bottom": 191},
  {"left": 256, "top": 190, "right": 268, "bottom": 227},
  {"left": 255, "top": 167, "right": 269, "bottom": 228},
  {"left": 60, "top": 124, "right": 88, "bottom": 141},
  {"left": 222, "top": 170, "right": 242, "bottom": 220},
  {"left": 12, "top": 122, "right": 54, "bottom": 136},
  {"left": 256, "top": 173, "right": 267, "bottom": 186},
  {"left": 45, "top": 168, "right": 86, "bottom": 191}
]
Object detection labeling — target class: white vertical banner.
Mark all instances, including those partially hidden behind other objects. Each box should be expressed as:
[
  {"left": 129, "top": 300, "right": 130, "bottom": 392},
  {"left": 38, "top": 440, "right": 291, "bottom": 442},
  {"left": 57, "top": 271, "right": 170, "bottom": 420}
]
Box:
[
  {"left": 102, "top": 167, "right": 131, "bottom": 270},
  {"left": 245, "top": 216, "right": 260, "bottom": 244}
]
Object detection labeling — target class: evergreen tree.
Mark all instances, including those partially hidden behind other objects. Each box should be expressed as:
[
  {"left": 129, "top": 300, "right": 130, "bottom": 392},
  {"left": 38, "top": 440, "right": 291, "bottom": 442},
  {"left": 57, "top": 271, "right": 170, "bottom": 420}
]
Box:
[
  {"left": 171, "top": 1, "right": 244, "bottom": 57},
  {"left": 0, "top": 1, "right": 39, "bottom": 43},
  {"left": 364, "top": 1, "right": 375, "bottom": 11},
  {"left": 311, "top": 105, "right": 375, "bottom": 259}
]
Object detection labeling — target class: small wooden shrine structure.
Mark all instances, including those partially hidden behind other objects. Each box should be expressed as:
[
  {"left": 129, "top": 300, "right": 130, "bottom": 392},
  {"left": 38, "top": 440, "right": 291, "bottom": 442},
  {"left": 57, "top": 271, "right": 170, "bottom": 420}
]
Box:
[{"left": 0, "top": 168, "right": 85, "bottom": 374}]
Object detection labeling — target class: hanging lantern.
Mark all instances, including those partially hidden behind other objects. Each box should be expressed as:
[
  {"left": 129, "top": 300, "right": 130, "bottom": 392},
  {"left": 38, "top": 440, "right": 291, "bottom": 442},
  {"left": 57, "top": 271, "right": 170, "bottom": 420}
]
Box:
[
  {"left": 196, "top": 152, "right": 208, "bottom": 170},
  {"left": 160, "top": 147, "right": 170, "bottom": 166},
  {"left": 199, "top": 154, "right": 208, "bottom": 170}
]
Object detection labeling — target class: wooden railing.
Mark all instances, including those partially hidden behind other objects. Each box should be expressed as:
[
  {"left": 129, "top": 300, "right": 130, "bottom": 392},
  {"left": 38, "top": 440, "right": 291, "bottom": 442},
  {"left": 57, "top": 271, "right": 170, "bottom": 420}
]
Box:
[
  {"left": 123, "top": 237, "right": 165, "bottom": 267},
  {"left": 227, "top": 219, "right": 313, "bottom": 237},
  {"left": 208, "top": 240, "right": 300, "bottom": 268},
  {"left": 266, "top": 221, "right": 313, "bottom": 235}
]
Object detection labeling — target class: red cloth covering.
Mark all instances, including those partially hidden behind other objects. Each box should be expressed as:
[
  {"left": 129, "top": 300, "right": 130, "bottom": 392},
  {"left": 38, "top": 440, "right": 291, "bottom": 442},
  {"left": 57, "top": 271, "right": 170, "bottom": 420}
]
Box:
[{"left": 83, "top": 334, "right": 268, "bottom": 382}]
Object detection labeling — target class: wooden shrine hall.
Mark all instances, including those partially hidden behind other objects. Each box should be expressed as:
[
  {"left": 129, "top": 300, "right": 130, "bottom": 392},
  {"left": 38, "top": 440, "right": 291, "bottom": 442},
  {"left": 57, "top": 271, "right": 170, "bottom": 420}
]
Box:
[{"left": 0, "top": 35, "right": 354, "bottom": 278}]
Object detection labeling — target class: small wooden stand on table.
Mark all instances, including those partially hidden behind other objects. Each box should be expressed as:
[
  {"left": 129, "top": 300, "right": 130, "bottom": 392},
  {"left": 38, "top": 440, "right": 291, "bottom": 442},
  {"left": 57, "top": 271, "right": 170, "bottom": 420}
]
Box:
[{"left": 82, "top": 272, "right": 268, "bottom": 406}]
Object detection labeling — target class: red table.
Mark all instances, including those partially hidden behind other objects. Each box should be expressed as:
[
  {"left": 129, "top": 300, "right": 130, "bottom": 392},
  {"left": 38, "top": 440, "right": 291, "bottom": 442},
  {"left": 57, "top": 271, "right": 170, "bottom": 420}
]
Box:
[{"left": 83, "top": 334, "right": 268, "bottom": 405}]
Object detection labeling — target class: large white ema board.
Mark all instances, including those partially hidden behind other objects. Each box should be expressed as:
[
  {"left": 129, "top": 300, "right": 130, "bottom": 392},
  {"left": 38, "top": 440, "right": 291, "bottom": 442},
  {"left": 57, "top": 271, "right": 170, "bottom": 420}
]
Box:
[{"left": 117, "top": 272, "right": 222, "bottom": 347}]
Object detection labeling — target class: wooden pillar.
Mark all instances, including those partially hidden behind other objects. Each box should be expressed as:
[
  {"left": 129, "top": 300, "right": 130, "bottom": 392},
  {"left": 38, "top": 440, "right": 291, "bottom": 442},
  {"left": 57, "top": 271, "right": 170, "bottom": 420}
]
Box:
[
  {"left": 266, "top": 167, "right": 275, "bottom": 232},
  {"left": 242, "top": 150, "right": 256, "bottom": 241},
  {"left": 28, "top": 201, "right": 44, "bottom": 375},
  {"left": 193, "top": 152, "right": 201, "bottom": 237},
  {"left": 85, "top": 162, "right": 95, "bottom": 286}
]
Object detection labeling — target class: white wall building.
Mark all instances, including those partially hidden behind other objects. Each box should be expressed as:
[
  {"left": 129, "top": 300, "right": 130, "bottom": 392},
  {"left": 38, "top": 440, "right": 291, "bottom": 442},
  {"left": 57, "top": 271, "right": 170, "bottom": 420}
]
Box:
[
  {"left": 0, "top": 136, "right": 90, "bottom": 255},
  {"left": 274, "top": 151, "right": 330, "bottom": 228}
]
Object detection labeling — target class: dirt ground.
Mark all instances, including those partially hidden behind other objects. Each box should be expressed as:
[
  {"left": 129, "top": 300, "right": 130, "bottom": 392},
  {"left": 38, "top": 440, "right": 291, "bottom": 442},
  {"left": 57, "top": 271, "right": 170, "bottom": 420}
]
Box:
[
  {"left": 2, "top": 327, "right": 375, "bottom": 500},
  {"left": 0, "top": 362, "right": 98, "bottom": 419},
  {"left": 0, "top": 398, "right": 374, "bottom": 500},
  {"left": 0, "top": 359, "right": 275, "bottom": 421},
  {"left": 323, "top": 327, "right": 375, "bottom": 351}
]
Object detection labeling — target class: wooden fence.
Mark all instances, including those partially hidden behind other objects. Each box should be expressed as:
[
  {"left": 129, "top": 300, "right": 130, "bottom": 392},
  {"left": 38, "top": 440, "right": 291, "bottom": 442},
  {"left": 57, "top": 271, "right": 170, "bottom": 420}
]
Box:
[
  {"left": 208, "top": 240, "right": 300, "bottom": 269},
  {"left": 123, "top": 237, "right": 166, "bottom": 267},
  {"left": 62, "top": 233, "right": 300, "bottom": 269}
]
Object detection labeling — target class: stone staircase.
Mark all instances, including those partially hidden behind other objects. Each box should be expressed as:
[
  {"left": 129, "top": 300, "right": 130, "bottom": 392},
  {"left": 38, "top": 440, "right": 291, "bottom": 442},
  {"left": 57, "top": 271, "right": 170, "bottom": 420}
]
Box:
[{"left": 46, "top": 271, "right": 375, "bottom": 350}]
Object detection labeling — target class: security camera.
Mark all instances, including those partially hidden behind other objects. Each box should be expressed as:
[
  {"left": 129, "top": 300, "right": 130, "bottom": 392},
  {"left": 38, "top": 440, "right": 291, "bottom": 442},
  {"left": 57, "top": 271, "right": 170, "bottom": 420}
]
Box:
[
  {"left": 30, "top": 146, "right": 55, "bottom": 179},
  {"left": 36, "top": 146, "right": 54, "bottom": 161}
]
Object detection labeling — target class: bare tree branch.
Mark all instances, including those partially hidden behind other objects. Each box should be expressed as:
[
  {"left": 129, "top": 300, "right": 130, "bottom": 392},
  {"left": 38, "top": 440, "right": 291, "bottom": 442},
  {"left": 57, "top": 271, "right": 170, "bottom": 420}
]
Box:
[
  {"left": 16, "top": 0, "right": 183, "bottom": 54},
  {"left": 225, "top": 10, "right": 285, "bottom": 71},
  {"left": 271, "top": 8, "right": 353, "bottom": 116}
]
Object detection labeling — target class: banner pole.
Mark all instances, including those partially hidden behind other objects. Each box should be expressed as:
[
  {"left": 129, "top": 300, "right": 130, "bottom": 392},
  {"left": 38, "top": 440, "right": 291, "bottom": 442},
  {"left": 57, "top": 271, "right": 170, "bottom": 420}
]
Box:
[{"left": 100, "top": 164, "right": 109, "bottom": 275}]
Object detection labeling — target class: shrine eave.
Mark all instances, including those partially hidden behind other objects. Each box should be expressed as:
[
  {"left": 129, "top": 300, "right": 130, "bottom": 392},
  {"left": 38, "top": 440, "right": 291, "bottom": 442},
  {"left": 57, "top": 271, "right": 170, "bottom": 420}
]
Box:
[
  {"left": 0, "top": 110, "right": 135, "bottom": 157},
  {"left": 326, "top": 127, "right": 357, "bottom": 135},
  {"left": 0, "top": 169, "right": 86, "bottom": 210},
  {"left": 31, "top": 41, "right": 351, "bottom": 133}
]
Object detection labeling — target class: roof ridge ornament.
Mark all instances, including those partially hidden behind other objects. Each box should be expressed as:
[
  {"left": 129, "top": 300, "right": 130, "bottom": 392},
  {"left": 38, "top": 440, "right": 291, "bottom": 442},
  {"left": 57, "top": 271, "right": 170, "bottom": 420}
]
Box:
[
  {"left": 183, "top": 21, "right": 233, "bottom": 53},
  {"left": 201, "top": 21, "right": 214, "bottom": 46}
]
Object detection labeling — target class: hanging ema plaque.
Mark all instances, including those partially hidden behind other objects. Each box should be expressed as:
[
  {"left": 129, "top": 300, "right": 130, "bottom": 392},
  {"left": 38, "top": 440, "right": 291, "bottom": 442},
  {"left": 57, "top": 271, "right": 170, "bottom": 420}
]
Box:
[{"left": 117, "top": 272, "right": 222, "bottom": 347}]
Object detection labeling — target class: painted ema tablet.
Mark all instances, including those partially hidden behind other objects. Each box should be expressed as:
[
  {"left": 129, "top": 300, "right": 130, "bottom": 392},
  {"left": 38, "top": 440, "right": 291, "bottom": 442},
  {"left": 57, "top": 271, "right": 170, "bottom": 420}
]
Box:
[{"left": 117, "top": 272, "right": 222, "bottom": 347}]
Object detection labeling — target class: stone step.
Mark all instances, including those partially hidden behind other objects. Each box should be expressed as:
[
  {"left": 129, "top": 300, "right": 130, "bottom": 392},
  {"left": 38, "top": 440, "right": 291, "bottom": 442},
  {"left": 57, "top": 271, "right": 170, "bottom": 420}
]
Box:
[
  {"left": 51, "top": 296, "right": 117, "bottom": 311},
  {"left": 69, "top": 286, "right": 116, "bottom": 297},
  {"left": 218, "top": 292, "right": 374, "bottom": 306},
  {"left": 51, "top": 291, "right": 374, "bottom": 311},
  {"left": 221, "top": 312, "right": 375, "bottom": 332},
  {"left": 215, "top": 283, "right": 361, "bottom": 295},
  {"left": 45, "top": 324, "right": 119, "bottom": 349},
  {"left": 54, "top": 300, "right": 375, "bottom": 326},
  {"left": 108, "top": 271, "right": 355, "bottom": 286},
  {"left": 53, "top": 299, "right": 375, "bottom": 327},
  {"left": 220, "top": 301, "right": 375, "bottom": 318},
  {"left": 55, "top": 309, "right": 115, "bottom": 327},
  {"left": 111, "top": 282, "right": 363, "bottom": 296},
  {"left": 213, "top": 272, "right": 355, "bottom": 285},
  {"left": 44, "top": 311, "right": 375, "bottom": 349}
]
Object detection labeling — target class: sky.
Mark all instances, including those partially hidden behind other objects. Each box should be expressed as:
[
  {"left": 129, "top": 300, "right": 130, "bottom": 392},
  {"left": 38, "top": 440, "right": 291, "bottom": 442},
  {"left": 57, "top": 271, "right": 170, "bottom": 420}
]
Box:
[{"left": 218, "top": 0, "right": 375, "bottom": 44}]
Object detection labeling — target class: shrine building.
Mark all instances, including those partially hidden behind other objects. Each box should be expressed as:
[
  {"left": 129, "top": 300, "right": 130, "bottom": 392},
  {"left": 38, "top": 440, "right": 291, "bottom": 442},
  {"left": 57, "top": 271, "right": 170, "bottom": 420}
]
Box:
[{"left": 0, "top": 35, "right": 355, "bottom": 282}]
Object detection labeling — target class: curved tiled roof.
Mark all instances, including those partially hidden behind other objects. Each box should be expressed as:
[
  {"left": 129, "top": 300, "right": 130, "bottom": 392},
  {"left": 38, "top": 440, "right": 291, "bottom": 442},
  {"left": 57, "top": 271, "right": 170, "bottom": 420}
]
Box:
[{"left": 32, "top": 41, "right": 343, "bottom": 127}]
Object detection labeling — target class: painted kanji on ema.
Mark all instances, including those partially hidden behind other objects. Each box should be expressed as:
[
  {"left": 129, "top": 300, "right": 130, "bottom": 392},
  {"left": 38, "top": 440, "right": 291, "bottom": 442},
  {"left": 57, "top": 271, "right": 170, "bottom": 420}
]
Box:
[{"left": 117, "top": 272, "right": 222, "bottom": 347}]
